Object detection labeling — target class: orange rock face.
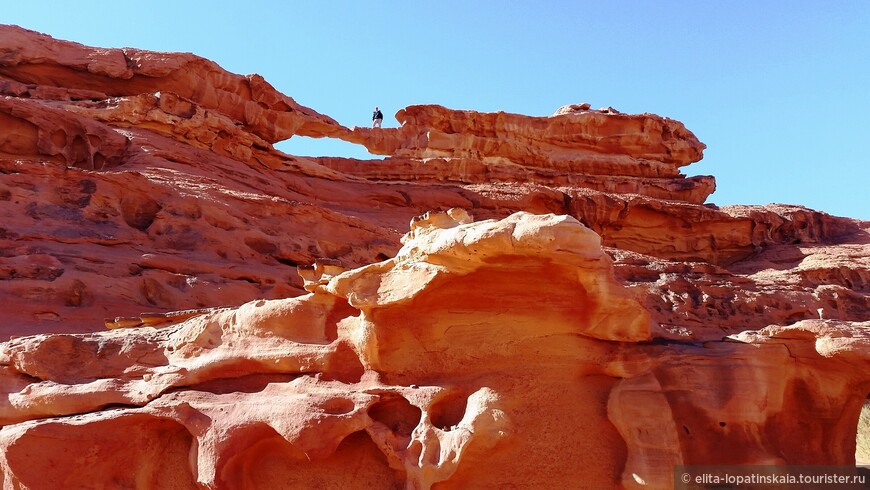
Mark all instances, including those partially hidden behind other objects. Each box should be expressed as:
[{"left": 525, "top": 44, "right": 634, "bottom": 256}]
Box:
[{"left": 1, "top": 25, "right": 869, "bottom": 489}]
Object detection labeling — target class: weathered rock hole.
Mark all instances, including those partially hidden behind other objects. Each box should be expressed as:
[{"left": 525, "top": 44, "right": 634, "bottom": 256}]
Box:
[
  {"left": 429, "top": 391, "right": 469, "bottom": 431},
  {"left": 50, "top": 129, "right": 66, "bottom": 149},
  {"left": 719, "top": 421, "right": 727, "bottom": 427},
  {"left": 244, "top": 237, "right": 278, "bottom": 255},
  {"left": 121, "top": 195, "right": 162, "bottom": 231},
  {"left": 3, "top": 415, "right": 197, "bottom": 489},
  {"left": 183, "top": 373, "right": 300, "bottom": 395},
  {"left": 367, "top": 395, "right": 422, "bottom": 437},
  {"left": 0, "top": 113, "right": 39, "bottom": 155},
  {"left": 92, "top": 152, "right": 106, "bottom": 169},
  {"left": 70, "top": 134, "right": 88, "bottom": 166},
  {"left": 318, "top": 397, "right": 356, "bottom": 415}
]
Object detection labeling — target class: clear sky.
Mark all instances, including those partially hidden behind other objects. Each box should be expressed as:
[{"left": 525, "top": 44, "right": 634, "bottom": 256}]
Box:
[{"left": 5, "top": 1, "right": 869, "bottom": 219}]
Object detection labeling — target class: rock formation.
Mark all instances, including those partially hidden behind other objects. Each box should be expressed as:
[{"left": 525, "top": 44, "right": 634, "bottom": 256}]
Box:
[{"left": 1, "top": 25, "right": 869, "bottom": 489}]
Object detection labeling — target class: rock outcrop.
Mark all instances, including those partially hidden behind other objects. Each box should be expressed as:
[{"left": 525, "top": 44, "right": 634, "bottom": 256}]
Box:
[
  {"left": 1, "top": 209, "right": 868, "bottom": 489},
  {"left": 1, "top": 25, "right": 869, "bottom": 489},
  {"left": 324, "top": 104, "right": 713, "bottom": 204}
]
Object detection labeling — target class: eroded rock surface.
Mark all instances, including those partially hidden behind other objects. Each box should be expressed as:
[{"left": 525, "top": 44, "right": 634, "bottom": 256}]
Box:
[
  {"left": 2, "top": 24, "right": 863, "bottom": 336},
  {"left": 326, "top": 103, "right": 714, "bottom": 204},
  {"left": 1, "top": 210, "right": 869, "bottom": 489},
  {"left": 1, "top": 25, "right": 869, "bottom": 489}
]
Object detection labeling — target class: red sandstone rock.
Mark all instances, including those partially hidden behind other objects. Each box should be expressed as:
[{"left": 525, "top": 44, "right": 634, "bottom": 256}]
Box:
[
  {"left": 0, "top": 210, "right": 868, "bottom": 489},
  {"left": 1, "top": 25, "right": 869, "bottom": 489},
  {"left": 0, "top": 25, "right": 342, "bottom": 142},
  {"left": 327, "top": 104, "right": 715, "bottom": 204}
]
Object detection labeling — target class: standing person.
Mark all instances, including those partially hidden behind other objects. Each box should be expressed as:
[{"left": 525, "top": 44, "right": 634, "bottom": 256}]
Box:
[{"left": 372, "top": 106, "right": 383, "bottom": 128}]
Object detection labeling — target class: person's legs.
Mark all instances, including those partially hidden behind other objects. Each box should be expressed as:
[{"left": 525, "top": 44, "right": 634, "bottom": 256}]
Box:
[{"left": 373, "top": 119, "right": 382, "bottom": 128}]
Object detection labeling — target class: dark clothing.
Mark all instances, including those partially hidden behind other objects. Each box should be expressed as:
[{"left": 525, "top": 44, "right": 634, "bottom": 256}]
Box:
[{"left": 373, "top": 110, "right": 383, "bottom": 121}]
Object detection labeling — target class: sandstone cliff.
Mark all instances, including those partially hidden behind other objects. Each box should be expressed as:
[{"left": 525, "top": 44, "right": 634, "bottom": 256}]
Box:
[{"left": 0, "top": 25, "right": 868, "bottom": 489}]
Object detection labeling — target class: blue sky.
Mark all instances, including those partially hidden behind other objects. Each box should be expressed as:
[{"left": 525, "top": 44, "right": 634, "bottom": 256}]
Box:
[{"left": 5, "top": 1, "right": 869, "bottom": 219}]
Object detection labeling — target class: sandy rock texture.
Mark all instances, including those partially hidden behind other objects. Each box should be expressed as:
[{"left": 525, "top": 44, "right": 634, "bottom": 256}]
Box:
[{"left": 1, "top": 25, "right": 869, "bottom": 489}]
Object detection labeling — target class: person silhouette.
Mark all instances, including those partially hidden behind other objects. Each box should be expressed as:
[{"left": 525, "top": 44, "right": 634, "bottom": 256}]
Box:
[{"left": 372, "top": 106, "right": 383, "bottom": 128}]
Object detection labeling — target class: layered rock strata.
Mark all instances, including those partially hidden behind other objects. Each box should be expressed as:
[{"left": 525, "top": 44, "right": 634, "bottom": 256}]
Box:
[
  {"left": 1, "top": 210, "right": 868, "bottom": 489},
  {"left": 322, "top": 103, "right": 714, "bottom": 204},
  {"left": 1, "top": 25, "right": 869, "bottom": 489}
]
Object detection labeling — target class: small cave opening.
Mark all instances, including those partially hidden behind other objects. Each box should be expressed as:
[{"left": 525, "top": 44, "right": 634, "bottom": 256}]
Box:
[
  {"left": 367, "top": 394, "right": 422, "bottom": 438},
  {"left": 857, "top": 395, "right": 870, "bottom": 465},
  {"left": 429, "top": 391, "right": 469, "bottom": 431}
]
